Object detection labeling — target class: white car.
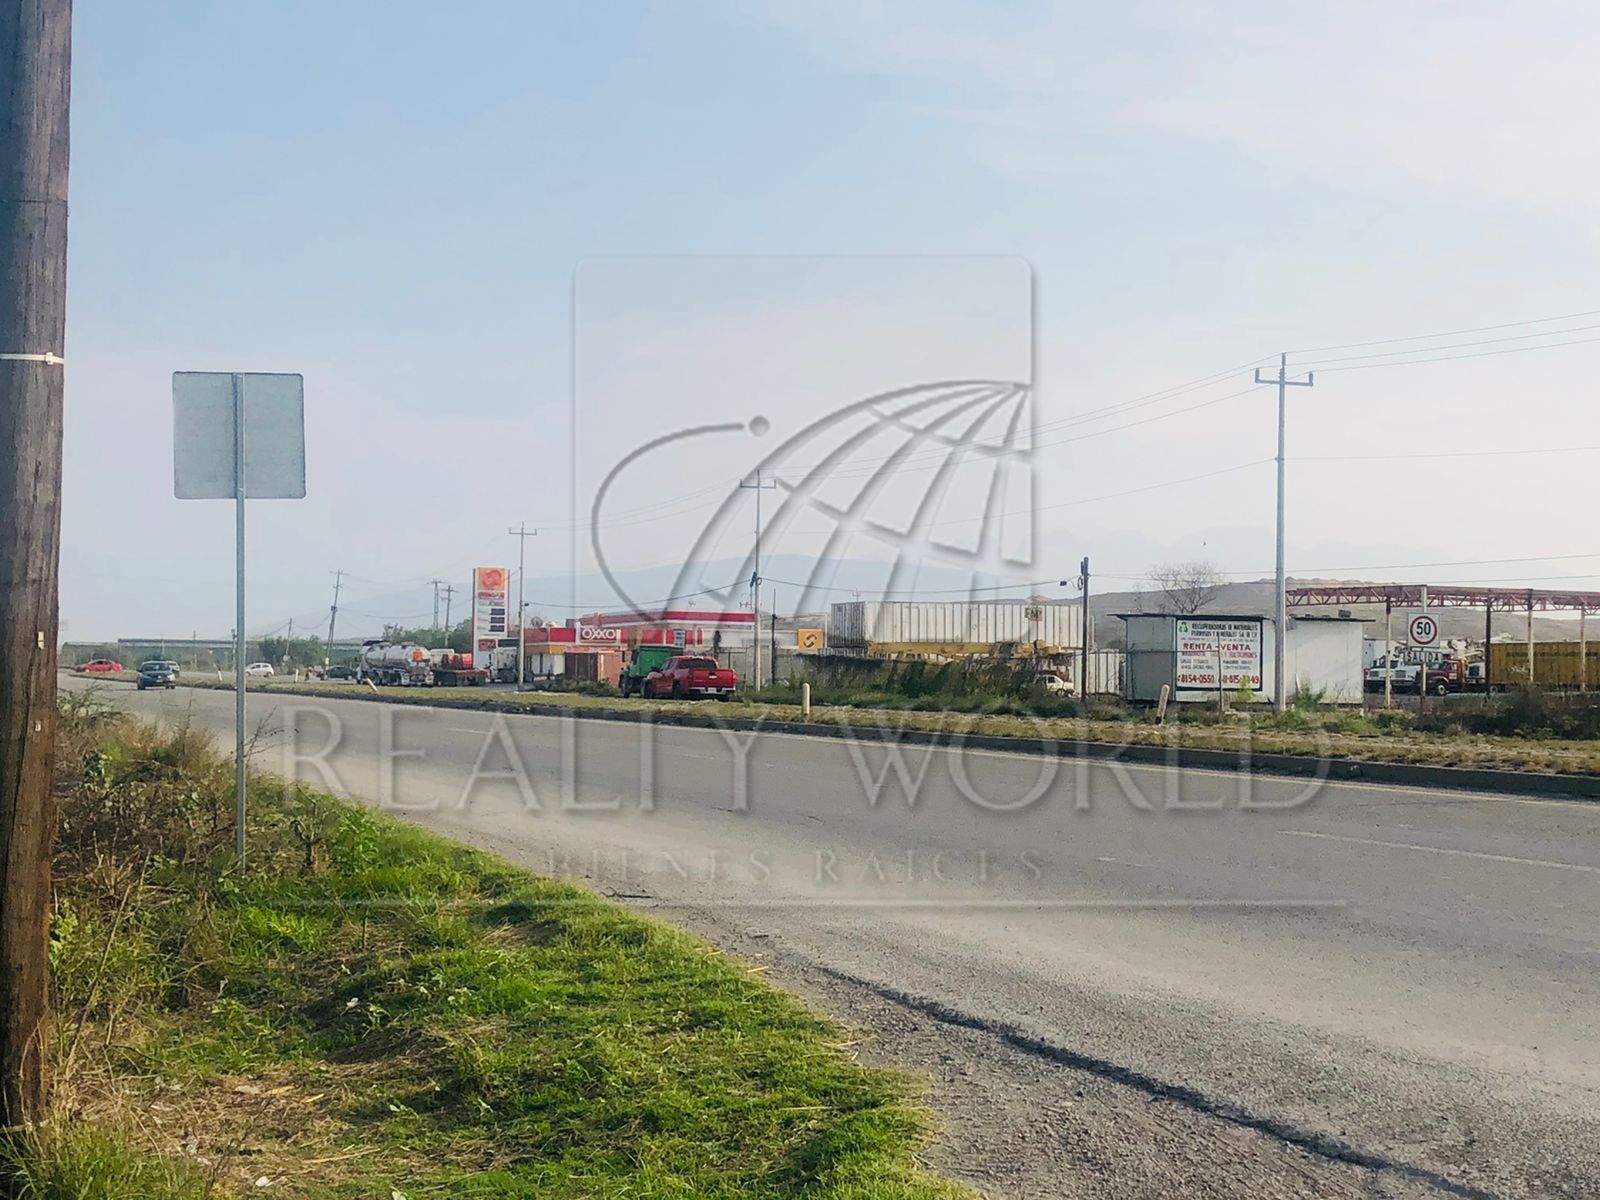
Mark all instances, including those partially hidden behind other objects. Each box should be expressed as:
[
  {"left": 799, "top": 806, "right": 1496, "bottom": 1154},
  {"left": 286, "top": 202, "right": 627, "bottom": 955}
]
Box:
[
  {"left": 244, "top": 662, "right": 276, "bottom": 678},
  {"left": 1035, "top": 671, "right": 1074, "bottom": 696}
]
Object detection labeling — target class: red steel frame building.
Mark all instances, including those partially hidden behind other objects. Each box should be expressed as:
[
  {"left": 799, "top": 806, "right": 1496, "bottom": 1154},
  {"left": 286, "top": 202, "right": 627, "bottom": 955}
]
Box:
[{"left": 1287, "top": 583, "right": 1600, "bottom": 689}]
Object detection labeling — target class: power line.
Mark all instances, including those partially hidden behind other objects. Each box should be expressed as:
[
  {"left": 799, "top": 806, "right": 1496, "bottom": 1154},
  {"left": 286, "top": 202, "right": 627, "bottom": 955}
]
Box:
[
  {"left": 1292, "top": 322, "right": 1600, "bottom": 369},
  {"left": 572, "top": 310, "right": 1600, "bottom": 514},
  {"left": 1023, "top": 355, "right": 1274, "bottom": 433},
  {"left": 1096, "top": 552, "right": 1600, "bottom": 581},
  {"left": 840, "top": 458, "right": 1273, "bottom": 532},
  {"left": 1296, "top": 444, "right": 1600, "bottom": 462},
  {"left": 521, "top": 579, "right": 748, "bottom": 613},
  {"left": 1288, "top": 306, "right": 1600, "bottom": 355},
  {"left": 1315, "top": 334, "right": 1600, "bottom": 374}
]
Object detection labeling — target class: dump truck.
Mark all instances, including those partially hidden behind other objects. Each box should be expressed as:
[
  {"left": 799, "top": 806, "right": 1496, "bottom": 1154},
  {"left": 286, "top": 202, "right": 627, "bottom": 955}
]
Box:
[{"left": 618, "top": 644, "right": 678, "bottom": 697}]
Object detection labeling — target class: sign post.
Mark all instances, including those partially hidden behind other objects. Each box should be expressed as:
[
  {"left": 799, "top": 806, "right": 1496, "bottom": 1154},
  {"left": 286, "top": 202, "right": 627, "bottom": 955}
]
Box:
[
  {"left": 1409, "top": 605, "right": 1439, "bottom": 709},
  {"left": 471, "top": 567, "right": 510, "bottom": 678},
  {"left": 174, "top": 371, "right": 305, "bottom": 863},
  {"left": 1407, "top": 611, "right": 1439, "bottom": 648}
]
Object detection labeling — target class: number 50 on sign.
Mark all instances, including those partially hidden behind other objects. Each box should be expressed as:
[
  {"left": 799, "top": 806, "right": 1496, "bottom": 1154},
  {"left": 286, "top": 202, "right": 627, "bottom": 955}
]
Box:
[{"left": 1409, "top": 613, "right": 1439, "bottom": 646}]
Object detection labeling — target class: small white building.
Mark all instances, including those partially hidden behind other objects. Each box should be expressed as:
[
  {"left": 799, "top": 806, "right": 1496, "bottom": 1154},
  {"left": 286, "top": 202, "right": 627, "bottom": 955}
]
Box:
[
  {"left": 1286, "top": 615, "right": 1365, "bottom": 704},
  {"left": 1119, "top": 612, "right": 1364, "bottom": 705}
]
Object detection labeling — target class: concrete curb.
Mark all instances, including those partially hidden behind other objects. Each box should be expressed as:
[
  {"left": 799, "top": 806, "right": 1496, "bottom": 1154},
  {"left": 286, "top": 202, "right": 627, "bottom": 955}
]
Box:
[{"left": 182, "top": 679, "right": 1600, "bottom": 802}]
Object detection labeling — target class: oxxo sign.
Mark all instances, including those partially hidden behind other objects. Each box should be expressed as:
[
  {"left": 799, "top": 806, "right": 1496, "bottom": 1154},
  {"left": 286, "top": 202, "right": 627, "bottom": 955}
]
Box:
[{"left": 577, "top": 625, "right": 621, "bottom": 644}]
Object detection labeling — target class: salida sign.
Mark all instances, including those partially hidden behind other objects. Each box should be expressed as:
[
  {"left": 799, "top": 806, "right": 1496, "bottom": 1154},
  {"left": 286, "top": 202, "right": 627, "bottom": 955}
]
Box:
[{"left": 1175, "top": 618, "right": 1264, "bottom": 691}]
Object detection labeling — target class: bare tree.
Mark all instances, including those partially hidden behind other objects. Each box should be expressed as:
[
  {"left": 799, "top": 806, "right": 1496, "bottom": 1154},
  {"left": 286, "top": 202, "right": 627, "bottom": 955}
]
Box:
[{"left": 1146, "top": 561, "right": 1226, "bottom": 614}]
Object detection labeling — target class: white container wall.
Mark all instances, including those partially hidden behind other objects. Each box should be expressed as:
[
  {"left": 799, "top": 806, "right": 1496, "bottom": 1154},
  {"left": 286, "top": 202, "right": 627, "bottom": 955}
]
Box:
[
  {"left": 829, "top": 600, "right": 1082, "bottom": 654},
  {"left": 1286, "top": 618, "right": 1365, "bottom": 704}
]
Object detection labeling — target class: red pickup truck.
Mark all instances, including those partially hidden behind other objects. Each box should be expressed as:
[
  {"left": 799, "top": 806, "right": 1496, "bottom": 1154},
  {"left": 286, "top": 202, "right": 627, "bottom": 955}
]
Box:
[{"left": 643, "top": 655, "right": 738, "bottom": 700}]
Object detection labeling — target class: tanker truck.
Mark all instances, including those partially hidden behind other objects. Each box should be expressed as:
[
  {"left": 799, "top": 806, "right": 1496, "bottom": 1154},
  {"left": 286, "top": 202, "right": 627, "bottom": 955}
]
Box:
[{"left": 354, "top": 640, "right": 435, "bottom": 687}]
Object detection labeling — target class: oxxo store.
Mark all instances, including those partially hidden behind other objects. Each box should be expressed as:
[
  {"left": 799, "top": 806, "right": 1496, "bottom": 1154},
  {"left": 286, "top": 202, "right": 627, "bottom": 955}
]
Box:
[
  {"left": 582, "top": 609, "right": 758, "bottom": 658},
  {"left": 523, "top": 624, "right": 624, "bottom": 686}
]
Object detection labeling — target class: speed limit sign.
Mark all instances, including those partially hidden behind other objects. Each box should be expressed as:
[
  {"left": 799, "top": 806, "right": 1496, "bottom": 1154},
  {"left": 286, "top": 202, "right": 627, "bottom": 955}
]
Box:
[{"left": 1408, "top": 613, "right": 1440, "bottom": 646}]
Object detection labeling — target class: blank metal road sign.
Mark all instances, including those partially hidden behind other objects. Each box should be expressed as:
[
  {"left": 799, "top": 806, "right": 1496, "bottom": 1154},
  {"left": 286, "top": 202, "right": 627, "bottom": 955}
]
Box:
[
  {"left": 173, "top": 371, "right": 305, "bottom": 499},
  {"left": 171, "top": 369, "right": 306, "bottom": 867}
]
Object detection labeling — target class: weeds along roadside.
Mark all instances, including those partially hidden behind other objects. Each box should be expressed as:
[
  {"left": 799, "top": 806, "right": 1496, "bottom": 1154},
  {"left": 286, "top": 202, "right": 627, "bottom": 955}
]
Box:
[{"left": 9, "top": 691, "right": 969, "bottom": 1200}]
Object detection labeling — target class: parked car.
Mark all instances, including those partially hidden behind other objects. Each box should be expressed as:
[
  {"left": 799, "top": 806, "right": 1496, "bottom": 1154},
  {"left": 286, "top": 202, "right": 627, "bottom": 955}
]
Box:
[
  {"left": 79, "top": 658, "right": 123, "bottom": 673},
  {"left": 642, "top": 655, "right": 738, "bottom": 700},
  {"left": 136, "top": 660, "right": 179, "bottom": 690},
  {"left": 244, "top": 662, "right": 276, "bottom": 678},
  {"left": 325, "top": 664, "right": 355, "bottom": 680},
  {"left": 1034, "top": 671, "right": 1073, "bottom": 697}
]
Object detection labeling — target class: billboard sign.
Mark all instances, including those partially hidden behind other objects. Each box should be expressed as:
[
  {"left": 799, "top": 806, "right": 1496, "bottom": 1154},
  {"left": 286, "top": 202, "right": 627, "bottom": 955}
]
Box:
[
  {"left": 796, "top": 627, "right": 825, "bottom": 651},
  {"left": 472, "top": 567, "right": 510, "bottom": 652},
  {"left": 1175, "top": 618, "right": 1263, "bottom": 691}
]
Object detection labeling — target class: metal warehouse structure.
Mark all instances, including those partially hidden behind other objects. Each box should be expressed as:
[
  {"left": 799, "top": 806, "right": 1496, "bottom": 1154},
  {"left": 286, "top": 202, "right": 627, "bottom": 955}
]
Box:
[{"left": 1288, "top": 583, "right": 1600, "bottom": 689}]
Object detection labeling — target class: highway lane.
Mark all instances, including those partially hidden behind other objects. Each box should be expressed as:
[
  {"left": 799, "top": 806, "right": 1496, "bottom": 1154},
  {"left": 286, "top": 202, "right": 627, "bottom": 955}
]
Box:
[{"left": 81, "top": 679, "right": 1600, "bottom": 1198}]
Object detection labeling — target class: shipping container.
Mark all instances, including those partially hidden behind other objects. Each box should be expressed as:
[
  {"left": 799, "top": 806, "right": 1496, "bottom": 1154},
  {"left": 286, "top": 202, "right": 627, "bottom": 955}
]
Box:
[
  {"left": 828, "top": 600, "right": 1082, "bottom": 656},
  {"left": 1487, "top": 641, "right": 1600, "bottom": 688}
]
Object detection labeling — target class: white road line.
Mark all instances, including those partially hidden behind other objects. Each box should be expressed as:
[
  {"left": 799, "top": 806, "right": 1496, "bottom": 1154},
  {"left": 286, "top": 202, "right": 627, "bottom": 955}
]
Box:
[{"left": 1279, "top": 829, "right": 1600, "bottom": 874}]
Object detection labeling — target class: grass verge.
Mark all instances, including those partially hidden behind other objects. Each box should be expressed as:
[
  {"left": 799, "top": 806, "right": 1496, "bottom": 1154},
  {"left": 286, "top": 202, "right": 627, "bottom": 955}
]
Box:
[
  {"left": 10, "top": 693, "right": 969, "bottom": 1200},
  {"left": 166, "top": 675, "right": 1600, "bottom": 777}
]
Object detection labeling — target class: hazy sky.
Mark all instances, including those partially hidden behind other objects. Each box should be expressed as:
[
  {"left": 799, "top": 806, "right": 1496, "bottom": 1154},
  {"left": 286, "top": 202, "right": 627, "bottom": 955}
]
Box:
[{"left": 60, "top": 1, "right": 1600, "bottom": 640}]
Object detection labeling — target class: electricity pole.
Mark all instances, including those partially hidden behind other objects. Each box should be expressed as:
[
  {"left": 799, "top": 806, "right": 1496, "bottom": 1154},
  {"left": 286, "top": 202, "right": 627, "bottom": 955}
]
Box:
[
  {"left": 508, "top": 525, "right": 536, "bottom": 689},
  {"left": 1079, "top": 556, "right": 1091, "bottom": 700},
  {"left": 0, "top": 0, "right": 71, "bottom": 1128},
  {"left": 441, "top": 583, "right": 454, "bottom": 634},
  {"left": 1253, "top": 353, "right": 1315, "bottom": 712},
  {"left": 740, "top": 468, "right": 776, "bottom": 690},
  {"left": 325, "top": 569, "right": 342, "bottom": 666},
  {"left": 429, "top": 578, "right": 443, "bottom": 632}
]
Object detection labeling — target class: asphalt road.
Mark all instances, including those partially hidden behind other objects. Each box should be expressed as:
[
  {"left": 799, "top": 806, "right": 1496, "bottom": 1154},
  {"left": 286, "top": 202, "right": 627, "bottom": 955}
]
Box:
[{"left": 80, "top": 678, "right": 1600, "bottom": 1199}]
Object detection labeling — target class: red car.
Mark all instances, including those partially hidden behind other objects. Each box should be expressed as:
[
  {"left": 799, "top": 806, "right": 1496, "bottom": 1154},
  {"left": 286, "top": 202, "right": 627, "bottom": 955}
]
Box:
[
  {"left": 80, "top": 658, "right": 124, "bottom": 673},
  {"left": 643, "top": 655, "right": 738, "bottom": 700}
]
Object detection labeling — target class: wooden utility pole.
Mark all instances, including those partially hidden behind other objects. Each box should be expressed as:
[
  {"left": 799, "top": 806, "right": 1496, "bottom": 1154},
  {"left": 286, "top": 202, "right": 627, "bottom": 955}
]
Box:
[{"left": 0, "top": 0, "right": 72, "bottom": 1128}]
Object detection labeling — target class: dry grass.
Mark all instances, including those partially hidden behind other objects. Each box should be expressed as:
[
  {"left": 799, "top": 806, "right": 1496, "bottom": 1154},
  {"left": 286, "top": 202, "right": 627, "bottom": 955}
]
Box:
[{"left": 183, "top": 677, "right": 1600, "bottom": 776}]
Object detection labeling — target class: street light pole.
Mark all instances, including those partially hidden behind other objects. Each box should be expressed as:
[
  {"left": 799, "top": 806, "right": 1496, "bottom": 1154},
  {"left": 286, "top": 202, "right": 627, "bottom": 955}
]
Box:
[{"left": 508, "top": 524, "right": 537, "bottom": 689}]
